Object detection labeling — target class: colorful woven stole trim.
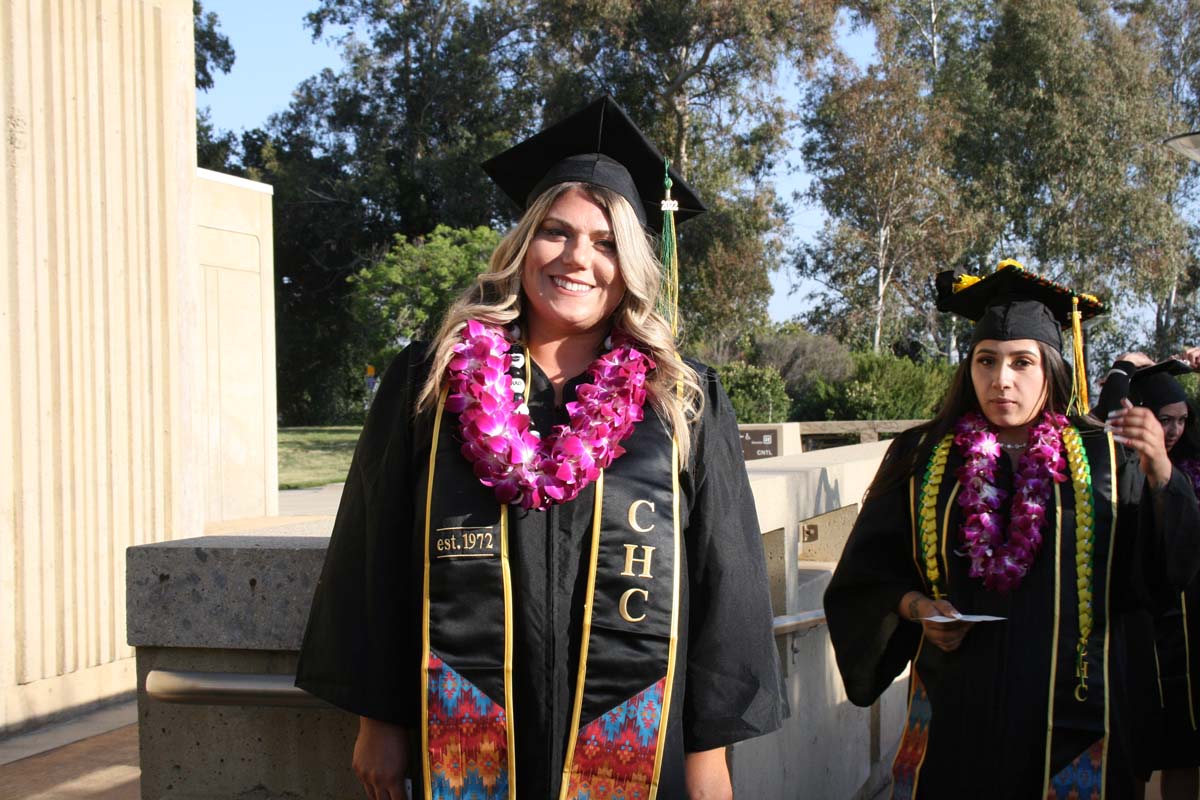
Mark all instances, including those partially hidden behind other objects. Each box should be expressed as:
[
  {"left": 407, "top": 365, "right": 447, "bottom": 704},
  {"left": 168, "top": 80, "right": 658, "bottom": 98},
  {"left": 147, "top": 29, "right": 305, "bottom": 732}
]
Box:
[
  {"left": 1045, "top": 739, "right": 1105, "bottom": 800},
  {"left": 428, "top": 653, "right": 510, "bottom": 800},
  {"left": 562, "top": 678, "right": 665, "bottom": 800},
  {"left": 890, "top": 668, "right": 932, "bottom": 800}
]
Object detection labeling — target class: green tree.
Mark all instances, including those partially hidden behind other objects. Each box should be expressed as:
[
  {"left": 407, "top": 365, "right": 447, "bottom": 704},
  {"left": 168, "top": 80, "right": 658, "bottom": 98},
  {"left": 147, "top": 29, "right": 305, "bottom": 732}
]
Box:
[
  {"left": 949, "top": 0, "right": 1199, "bottom": 356},
  {"left": 194, "top": 1, "right": 239, "bottom": 171},
  {"left": 253, "top": 0, "right": 537, "bottom": 422},
  {"left": 798, "top": 67, "right": 980, "bottom": 354},
  {"left": 194, "top": 0, "right": 234, "bottom": 91},
  {"left": 716, "top": 362, "right": 791, "bottom": 423},
  {"left": 797, "top": 6, "right": 987, "bottom": 358},
  {"left": 351, "top": 224, "right": 501, "bottom": 366},
  {"left": 751, "top": 322, "right": 854, "bottom": 412}
]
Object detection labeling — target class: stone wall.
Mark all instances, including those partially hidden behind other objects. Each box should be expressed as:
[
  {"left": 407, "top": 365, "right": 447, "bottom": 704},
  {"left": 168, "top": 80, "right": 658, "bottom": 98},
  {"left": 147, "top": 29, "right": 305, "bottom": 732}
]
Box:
[
  {"left": 0, "top": 0, "right": 202, "bottom": 734},
  {"left": 1, "top": 1, "right": 279, "bottom": 735}
]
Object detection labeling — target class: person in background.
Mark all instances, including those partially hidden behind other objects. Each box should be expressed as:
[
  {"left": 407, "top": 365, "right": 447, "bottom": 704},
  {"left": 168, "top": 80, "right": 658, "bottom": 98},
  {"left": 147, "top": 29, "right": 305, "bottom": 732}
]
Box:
[
  {"left": 1094, "top": 346, "right": 1200, "bottom": 800},
  {"left": 824, "top": 260, "right": 1200, "bottom": 799}
]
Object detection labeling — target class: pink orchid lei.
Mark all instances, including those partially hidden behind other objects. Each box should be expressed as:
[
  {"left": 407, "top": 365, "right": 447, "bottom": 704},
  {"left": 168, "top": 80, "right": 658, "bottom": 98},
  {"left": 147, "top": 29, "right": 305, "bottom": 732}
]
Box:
[
  {"left": 444, "top": 319, "right": 655, "bottom": 511},
  {"left": 954, "top": 410, "right": 1070, "bottom": 592}
]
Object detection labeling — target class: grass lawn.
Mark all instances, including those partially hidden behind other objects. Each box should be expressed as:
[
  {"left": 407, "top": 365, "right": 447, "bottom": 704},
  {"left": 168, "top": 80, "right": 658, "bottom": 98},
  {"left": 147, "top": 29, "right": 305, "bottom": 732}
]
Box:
[{"left": 278, "top": 426, "right": 362, "bottom": 489}]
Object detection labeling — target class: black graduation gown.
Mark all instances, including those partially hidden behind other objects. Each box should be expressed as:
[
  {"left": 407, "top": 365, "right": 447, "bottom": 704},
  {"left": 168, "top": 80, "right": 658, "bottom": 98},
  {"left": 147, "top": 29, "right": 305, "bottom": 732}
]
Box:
[
  {"left": 824, "top": 425, "right": 1200, "bottom": 799},
  {"left": 295, "top": 343, "right": 786, "bottom": 798}
]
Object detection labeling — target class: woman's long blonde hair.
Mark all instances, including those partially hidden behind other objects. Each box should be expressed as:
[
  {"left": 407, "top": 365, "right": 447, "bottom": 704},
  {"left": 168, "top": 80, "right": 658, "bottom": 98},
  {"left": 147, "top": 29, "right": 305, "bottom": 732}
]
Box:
[{"left": 417, "top": 181, "right": 704, "bottom": 466}]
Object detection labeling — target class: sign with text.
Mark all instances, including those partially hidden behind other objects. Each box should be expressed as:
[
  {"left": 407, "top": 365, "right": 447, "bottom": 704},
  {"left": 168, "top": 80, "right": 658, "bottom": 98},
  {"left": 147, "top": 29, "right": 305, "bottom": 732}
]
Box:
[{"left": 740, "top": 427, "right": 780, "bottom": 461}]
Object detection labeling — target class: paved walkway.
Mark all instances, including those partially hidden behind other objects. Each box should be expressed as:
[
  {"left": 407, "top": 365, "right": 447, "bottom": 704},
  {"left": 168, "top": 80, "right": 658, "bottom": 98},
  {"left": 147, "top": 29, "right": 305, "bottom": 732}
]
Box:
[
  {"left": 0, "top": 702, "right": 138, "bottom": 799},
  {"left": 278, "top": 482, "right": 343, "bottom": 517}
]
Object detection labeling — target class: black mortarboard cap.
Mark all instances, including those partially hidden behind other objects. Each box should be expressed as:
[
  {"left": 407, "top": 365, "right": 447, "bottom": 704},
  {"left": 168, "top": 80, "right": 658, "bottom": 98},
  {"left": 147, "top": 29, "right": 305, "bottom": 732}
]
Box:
[
  {"left": 481, "top": 96, "right": 705, "bottom": 233},
  {"left": 935, "top": 260, "right": 1107, "bottom": 352},
  {"left": 1130, "top": 359, "right": 1193, "bottom": 411}
]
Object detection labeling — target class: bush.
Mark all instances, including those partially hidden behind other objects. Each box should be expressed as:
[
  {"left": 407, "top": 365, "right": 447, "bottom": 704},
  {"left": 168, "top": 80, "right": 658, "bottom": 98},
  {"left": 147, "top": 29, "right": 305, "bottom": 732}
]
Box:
[
  {"left": 754, "top": 328, "right": 855, "bottom": 398},
  {"left": 794, "top": 351, "right": 955, "bottom": 421},
  {"left": 716, "top": 362, "right": 791, "bottom": 423}
]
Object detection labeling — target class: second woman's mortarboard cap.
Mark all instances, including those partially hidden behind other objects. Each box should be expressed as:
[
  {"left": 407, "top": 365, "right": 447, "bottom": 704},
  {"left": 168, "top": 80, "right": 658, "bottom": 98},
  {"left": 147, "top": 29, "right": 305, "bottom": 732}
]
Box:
[
  {"left": 935, "top": 260, "right": 1107, "bottom": 352},
  {"left": 481, "top": 96, "right": 705, "bottom": 233},
  {"left": 936, "top": 259, "right": 1108, "bottom": 413},
  {"left": 1130, "top": 359, "right": 1193, "bottom": 411}
]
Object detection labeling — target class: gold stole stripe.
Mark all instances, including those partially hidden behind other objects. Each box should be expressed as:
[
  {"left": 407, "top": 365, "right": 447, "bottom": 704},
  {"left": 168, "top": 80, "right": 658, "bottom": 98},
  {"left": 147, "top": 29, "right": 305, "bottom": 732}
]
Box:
[
  {"left": 421, "top": 388, "right": 449, "bottom": 800},
  {"left": 1040, "top": 483, "right": 1065, "bottom": 795},
  {"left": 940, "top": 483, "right": 960, "bottom": 597},
  {"left": 501, "top": 504, "right": 516, "bottom": 794},
  {"left": 1153, "top": 640, "right": 1166, "bottom": 708},
  {"left": 559, "top": 472, "right": 606, "bottom": 799},
  {"left": 1184, "top": 591, "right": 1197, "bottom": 731},
  {"left": 648, "top": 440, "right": 683, "bottom": 798},
  {"left": 901, "top": 473, "right": 934, "bottom": 798},
  {"left": 1099, "top": 432, "right": 1116, "bottom": 799},
  {"left": 908, "top": 477, "right": 920, "bottom": 579}
]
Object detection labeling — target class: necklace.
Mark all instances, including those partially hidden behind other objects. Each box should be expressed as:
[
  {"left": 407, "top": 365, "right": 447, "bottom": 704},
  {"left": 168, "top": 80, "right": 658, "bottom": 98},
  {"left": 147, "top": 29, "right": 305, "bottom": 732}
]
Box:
[
  {"left": 999, "top": 441, "right": 1027, "bottom": 451},
  {"left": 445, "top": 320, "right": 654, "bottom": 511}
]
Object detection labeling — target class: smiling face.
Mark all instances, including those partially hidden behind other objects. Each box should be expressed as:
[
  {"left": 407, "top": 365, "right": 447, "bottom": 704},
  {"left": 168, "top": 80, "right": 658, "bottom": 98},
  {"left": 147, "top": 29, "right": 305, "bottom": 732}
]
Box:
[
  {"left": 970, "top": 338, "right": 1050, "bottom": 432},
  {"left": 521, "top": 187, "right": 626, "bottom": 342},
  {"left": 1156, "top": 400, "right": 1189, "bottom": 452}
]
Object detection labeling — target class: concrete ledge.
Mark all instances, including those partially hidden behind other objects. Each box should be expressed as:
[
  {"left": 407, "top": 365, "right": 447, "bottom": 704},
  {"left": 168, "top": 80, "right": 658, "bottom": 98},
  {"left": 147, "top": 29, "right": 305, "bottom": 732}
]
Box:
[
  {"left": 126, "top": 527, "right": 331, "bottom": 651},
  {"left": 136, "top": 647, "right": 359, "bottom": 799}
]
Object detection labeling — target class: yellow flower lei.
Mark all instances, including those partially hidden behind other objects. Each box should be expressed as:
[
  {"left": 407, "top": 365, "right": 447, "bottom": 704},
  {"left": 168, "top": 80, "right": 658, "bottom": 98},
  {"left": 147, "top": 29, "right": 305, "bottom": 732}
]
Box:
[
  {"left": 1062, "top": 424, "right": 1095, "bottom": 701},
  {"left": 917, "top": 423, "right": 1096, "bottom": 703},
  {"left": 917, "top": 434, "right": 954, "bottom": 600}
]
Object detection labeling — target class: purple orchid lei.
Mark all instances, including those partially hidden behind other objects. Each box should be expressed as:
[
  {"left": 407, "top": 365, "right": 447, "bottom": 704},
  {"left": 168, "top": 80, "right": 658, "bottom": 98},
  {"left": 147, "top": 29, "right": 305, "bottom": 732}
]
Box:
[
  {"left": 1177, "top": 459, "right": 1200, "bottom": 508},
  {"left": 954, "top": 410, "right": 1070, "bottom": 592},
  {"left": 444, "top": 319, "right": 655, "bottom": 511}
]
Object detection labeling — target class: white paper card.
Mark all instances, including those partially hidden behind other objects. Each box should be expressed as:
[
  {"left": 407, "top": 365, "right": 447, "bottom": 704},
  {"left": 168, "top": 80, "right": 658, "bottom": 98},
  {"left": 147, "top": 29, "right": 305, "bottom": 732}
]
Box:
[{"left": 921, "top": 614, "right": 1007, "bottom": 623}]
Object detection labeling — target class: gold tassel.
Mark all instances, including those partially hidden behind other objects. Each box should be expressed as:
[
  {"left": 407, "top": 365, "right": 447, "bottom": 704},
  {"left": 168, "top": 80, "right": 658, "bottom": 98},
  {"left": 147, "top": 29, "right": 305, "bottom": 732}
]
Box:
[{"left": 1070, "top": 296, "right": 1089, "bottom": 415}]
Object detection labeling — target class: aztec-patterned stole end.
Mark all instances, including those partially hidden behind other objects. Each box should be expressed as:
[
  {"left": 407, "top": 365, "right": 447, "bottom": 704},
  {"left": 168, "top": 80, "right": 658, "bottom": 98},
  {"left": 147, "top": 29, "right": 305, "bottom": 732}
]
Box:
[
  {"left": 563, "top": 678, "right": 666, "bottom": 800},
  {"left": 891, "top": 669, "right": 933, "bottom": 800},
  {"left": 427, "top": 653, "right": 510, "bottom": 800},
  {"left": 1046, "top": 739, "right": 1104, "bottom": 800}
]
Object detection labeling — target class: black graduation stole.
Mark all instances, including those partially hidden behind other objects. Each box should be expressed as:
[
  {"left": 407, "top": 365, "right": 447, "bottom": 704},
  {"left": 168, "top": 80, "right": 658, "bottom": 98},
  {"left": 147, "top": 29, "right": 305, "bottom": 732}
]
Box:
[
  {"left": 1041, "top": 428, "right": 1116, "bottom": 796},
  {"left": 419, "top": 374, "right": 681, "bottom": 800}
]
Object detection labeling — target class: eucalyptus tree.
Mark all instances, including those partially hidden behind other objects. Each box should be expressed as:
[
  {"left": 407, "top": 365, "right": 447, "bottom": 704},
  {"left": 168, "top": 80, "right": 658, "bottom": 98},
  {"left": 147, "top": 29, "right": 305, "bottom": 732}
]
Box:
[{"left": 798, "top": 4, "right": 986, "bottom": 356}]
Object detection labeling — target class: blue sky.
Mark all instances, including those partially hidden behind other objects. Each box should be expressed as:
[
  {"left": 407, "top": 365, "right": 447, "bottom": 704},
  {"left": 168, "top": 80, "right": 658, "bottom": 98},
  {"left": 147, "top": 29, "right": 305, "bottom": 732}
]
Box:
[{"left": 196, "top": 1, "right": 872, "bottom": 322}]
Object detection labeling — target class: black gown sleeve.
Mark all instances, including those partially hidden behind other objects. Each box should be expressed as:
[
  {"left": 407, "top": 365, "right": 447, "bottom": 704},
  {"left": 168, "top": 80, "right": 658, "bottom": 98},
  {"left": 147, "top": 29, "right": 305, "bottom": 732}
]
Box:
[
  {"left": 1090, "top": 359, "right": 1136, "bottom": 419},
  {"left": 823, "top": 431, "right": 926, "bottom": 707},
  {"left": 680, "top": 365, "right": 788, "bottom": 752},
  {"left": 1135, "top": 465, "right": 1200, "bottom": 596},
  {"left": 1108, "top": 435, "right": 1200, "bottom": 611},
  {"left": 294, "top": 344, "right": 431, "bottom": 725}
]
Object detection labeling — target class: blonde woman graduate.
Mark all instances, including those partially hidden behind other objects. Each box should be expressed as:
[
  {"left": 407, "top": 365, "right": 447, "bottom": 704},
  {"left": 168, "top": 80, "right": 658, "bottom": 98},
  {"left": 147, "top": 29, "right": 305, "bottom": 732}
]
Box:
[
  {"left": 1094, "top": 351, "right": 1200, "bottom": 800},
  {"left": 824, "top": 261, "right": 1200, "bottom": 799},
  {"left": 294, "top": 97, "right": 786, "bottom": 800}
]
